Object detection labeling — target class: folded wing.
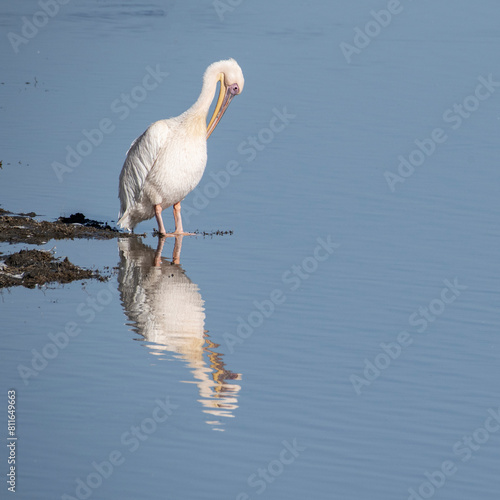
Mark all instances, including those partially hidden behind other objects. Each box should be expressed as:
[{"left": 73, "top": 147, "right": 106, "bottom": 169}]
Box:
[{"left": 118, "top": 121, "right": 170, "bottom": 229}]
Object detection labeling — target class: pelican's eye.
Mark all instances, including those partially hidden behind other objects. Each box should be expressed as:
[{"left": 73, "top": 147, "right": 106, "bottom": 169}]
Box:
[{"left": 229, "top": 83, "right": 239, "bottom": 95}]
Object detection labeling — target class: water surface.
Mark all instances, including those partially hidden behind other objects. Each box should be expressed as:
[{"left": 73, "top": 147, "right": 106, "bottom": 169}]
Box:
[{"left": 1, "top": 1, "right": 499, "bottom": 499}]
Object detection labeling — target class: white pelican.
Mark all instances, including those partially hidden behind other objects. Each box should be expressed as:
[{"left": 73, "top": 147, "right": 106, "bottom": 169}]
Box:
[{"left": 118, "top": 58, "right": 244, "bottom": 235}]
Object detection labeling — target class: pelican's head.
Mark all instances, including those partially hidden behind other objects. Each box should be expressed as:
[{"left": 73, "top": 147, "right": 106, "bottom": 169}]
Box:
[{"left": 206, "top": 59, "right": 244, "bottom": 139}]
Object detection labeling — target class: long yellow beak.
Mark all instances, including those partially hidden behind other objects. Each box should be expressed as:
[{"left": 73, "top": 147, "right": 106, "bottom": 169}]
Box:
[{"left": 206, "top": 73, "right": 235, "bottom": 139}]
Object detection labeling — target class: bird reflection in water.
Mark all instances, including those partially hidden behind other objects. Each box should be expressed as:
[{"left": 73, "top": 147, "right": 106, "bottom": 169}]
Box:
[{"left": 117, "top": 236, "right": 241, "bottom": 430}]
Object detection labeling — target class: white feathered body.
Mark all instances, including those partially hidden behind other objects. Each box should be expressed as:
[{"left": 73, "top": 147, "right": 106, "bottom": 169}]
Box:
[{"left": 118, "top": 111, "right": 206, "bottom": 230}]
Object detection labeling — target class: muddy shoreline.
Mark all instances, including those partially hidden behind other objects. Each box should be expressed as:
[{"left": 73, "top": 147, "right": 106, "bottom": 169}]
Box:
[
  {"left": 0, "top": 209, "right": 137, "bottom": 245},
  {"left": 0, "top": 209, "right": 134, "bottom": 289}
]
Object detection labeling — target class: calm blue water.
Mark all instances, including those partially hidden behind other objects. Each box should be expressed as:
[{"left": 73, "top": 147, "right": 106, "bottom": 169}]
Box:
[{"left": 1, "top": 1, "right": 499, "bottom": 499}]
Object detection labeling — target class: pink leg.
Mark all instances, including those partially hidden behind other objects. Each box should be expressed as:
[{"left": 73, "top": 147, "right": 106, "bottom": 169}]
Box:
[
  {"left": 173, "top": 202, "right": 184, "bottom": 234},
  {"left": 154, "top": 204, "right": 167, "bottom": 236}
]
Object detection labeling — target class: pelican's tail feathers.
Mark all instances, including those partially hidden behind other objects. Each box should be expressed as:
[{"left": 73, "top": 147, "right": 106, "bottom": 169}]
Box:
[{"left": 117, "top": 211, "right": 133, "bottom": 232}]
